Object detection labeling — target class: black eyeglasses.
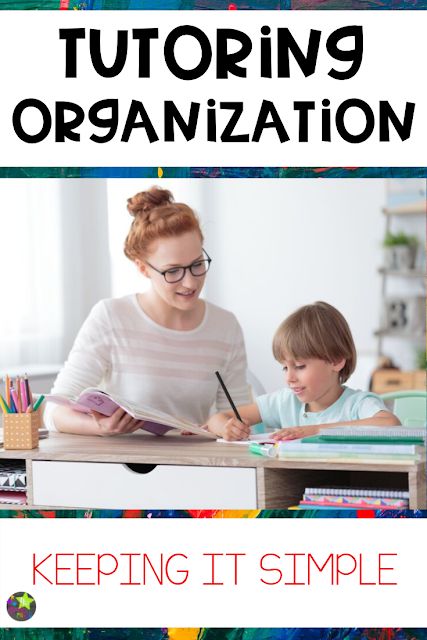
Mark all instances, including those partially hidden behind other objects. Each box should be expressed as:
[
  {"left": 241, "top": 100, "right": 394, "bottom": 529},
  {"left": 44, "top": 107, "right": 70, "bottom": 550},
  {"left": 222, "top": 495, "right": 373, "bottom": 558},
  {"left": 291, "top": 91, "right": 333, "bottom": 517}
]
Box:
[{"left": 146, "top": 249, "right": 212, "bottom": 284}]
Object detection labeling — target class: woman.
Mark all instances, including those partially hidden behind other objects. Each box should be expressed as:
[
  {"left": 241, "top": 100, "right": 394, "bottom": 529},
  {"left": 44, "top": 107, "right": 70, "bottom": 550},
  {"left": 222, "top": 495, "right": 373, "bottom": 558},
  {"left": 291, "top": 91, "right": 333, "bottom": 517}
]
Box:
[{"left": 45, "top": 186, "right": 250, "bottom": 438}]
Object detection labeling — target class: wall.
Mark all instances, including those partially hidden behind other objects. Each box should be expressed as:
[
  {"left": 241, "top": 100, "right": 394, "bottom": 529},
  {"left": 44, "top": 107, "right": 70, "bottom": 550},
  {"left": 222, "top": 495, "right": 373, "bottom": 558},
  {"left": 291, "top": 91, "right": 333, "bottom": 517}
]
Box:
[
  {"left": 199, "top": 179, "right": 388, "bottom": 392},
  {"left": 59, "top": 180, "right": 112, "bottom": 357}
]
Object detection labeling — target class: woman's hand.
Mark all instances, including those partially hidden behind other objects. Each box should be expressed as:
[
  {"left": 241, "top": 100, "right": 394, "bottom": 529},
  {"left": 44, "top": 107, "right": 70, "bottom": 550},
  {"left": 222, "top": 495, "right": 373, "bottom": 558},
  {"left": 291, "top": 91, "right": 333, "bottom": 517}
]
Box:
[
  {"left": 91, "top": 408, "right": 144, "bottom": 436},
  {"left": 271, "top": 425, "right": 320, "bottom": 441}
]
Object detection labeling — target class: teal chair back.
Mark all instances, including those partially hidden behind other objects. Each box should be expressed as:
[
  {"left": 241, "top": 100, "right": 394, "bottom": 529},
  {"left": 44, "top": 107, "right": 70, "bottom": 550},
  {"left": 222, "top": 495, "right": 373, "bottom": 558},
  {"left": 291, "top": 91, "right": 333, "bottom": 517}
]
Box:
[{"left": 380, "top": 391, "right": 427, "bottom": 427}]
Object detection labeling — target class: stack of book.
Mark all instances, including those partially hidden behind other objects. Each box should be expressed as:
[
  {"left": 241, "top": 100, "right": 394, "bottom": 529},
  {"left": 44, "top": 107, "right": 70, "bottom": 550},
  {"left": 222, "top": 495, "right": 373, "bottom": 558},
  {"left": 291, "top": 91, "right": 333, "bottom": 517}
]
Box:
[
  {"left": 278, "top": 427, "right": 426, "bottom": 463},
  {"left": 296, "top": 487, "right": 410, "bottom": 510},
  {"left": 0, "top": 462, "right": 27, "bottom": 505}
]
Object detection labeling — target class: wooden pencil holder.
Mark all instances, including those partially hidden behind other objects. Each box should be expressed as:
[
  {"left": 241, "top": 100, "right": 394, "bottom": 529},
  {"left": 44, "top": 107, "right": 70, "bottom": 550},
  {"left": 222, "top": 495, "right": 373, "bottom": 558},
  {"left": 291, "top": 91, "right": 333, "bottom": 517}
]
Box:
[{"left": 3, "top": 410, "right": 40, "bottom": 450}]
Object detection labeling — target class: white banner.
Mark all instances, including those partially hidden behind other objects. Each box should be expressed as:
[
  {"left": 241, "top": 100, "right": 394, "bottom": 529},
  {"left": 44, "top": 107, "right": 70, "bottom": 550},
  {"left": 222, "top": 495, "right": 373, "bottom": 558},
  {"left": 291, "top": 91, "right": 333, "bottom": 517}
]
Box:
[
  {"left": 0, "top": 10, "right": 425, "bottom": 167},
  {"left": 0, "top": 518, "right": 426, "bottom": 627}
]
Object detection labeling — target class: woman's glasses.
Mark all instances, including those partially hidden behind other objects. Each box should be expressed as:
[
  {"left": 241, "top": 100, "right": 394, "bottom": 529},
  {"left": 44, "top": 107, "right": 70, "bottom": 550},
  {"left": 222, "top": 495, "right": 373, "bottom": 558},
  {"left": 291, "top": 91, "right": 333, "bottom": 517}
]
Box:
[{"left": 146, "top": 249, "right": 212, "bottom": 284}]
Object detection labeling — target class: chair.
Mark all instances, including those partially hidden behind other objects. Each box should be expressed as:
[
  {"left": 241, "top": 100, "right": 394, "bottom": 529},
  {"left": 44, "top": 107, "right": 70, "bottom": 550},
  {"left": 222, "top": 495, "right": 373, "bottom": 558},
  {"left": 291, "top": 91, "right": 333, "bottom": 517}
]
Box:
[
  {"left": 246, "top": 369, "right": 266, "bottom": 398},
  {"left": 246, "top": 370, "right": 267, "bottom": 435},
  {"left": 380, "top": 390, "right": 427, "bottom": 427}
]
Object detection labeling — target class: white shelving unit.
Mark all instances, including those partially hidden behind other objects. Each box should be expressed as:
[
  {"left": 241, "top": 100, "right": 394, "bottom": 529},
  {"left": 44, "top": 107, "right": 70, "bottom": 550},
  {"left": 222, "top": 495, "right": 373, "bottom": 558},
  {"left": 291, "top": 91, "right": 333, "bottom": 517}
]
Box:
[
  {"left": 377, "top": 204, "right": 425, "bottom": 356},
  {"left": 371, "top": 180, "right": 426, "bottom": 395}
]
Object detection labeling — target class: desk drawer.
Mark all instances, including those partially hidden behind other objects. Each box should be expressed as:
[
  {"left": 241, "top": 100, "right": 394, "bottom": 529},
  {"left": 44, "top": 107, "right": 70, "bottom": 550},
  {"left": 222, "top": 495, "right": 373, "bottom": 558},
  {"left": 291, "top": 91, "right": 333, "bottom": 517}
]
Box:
[{"left": 32, "top": 461, "right": 257, "bottom": 509}]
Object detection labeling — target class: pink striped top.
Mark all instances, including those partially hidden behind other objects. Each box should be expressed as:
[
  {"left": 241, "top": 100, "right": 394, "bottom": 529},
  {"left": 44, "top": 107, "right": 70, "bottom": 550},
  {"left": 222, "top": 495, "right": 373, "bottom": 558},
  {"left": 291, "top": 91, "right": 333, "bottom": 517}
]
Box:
[{"left": 45, "top": 295, "right": 250, "bottom": 430}]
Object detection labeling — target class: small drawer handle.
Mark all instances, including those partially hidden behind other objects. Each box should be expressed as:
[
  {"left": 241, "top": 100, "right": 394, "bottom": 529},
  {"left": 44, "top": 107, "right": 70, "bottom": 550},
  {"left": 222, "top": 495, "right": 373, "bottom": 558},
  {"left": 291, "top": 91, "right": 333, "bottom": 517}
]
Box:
[{"left": 124, "top": 463, "right": 157, "bottom": 475}]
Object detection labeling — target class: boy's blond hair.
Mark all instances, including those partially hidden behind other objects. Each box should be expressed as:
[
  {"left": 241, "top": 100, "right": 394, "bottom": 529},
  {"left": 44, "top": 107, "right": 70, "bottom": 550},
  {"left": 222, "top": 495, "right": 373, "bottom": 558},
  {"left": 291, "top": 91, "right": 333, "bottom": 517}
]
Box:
[{"left": 272, "top": 301, "right": 357, "bottom": 383}]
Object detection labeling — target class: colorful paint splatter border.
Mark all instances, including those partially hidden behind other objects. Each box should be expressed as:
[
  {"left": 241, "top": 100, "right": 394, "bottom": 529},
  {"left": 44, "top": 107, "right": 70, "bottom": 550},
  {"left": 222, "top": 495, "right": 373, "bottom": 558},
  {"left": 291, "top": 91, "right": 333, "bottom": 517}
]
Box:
[
  {"left": 0, "top": 509, "right": 426, "bottom": 518},
  {"left": 0, "top": 629, "right": 426, "bottom": 639},
  {"left": 1, "top": 0, "right": 427, "bottom": 9},
  {"left": 0, "top": 629, "right": 427, "bottom": 640},
  {"left": 0, "top": 167, "right": 426, "bottom": 178}
]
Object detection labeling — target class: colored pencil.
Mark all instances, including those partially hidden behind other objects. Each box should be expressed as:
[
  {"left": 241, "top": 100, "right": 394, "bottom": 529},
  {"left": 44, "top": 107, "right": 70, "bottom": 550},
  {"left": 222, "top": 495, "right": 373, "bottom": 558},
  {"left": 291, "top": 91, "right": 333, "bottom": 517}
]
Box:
[
  {"left": 20, "top": 377, "right": 28, "bottom": 412},
  {"left": 16, "top": 376, "right": 22, "bottom": 413},
  {"left": 10, "top": 388, "right": 20, "bottom": 414},
  {"left": 24, "top": 374, "right": 31, "bottom": 408},
  {"left": 33, "top": 395, "right": 45, "bottom": 411},
  {"left": 9, "top": 393, "right": 17, "bottom": 413},
  {"left": 5, "top": 374, "right": 10, "bottom": 408},
  {"left": 0, "top": 394, "right": 10, "bottom": 414}
]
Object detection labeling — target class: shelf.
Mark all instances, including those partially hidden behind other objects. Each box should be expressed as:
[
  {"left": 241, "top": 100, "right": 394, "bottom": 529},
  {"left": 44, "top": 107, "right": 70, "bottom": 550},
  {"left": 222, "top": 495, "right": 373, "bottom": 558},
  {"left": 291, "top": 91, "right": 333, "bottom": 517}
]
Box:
[
  {"left": 382, "top": 201, "right": 426, "bottom": 216},
  {"left": 0, "top": 460, "right": 27, "bottom": 504},
  {"left": 378, "top": 267, "right": 425, "bottom": 278},
  {"left": 374, "top": 329, "right": 425, "bottom": 339}
]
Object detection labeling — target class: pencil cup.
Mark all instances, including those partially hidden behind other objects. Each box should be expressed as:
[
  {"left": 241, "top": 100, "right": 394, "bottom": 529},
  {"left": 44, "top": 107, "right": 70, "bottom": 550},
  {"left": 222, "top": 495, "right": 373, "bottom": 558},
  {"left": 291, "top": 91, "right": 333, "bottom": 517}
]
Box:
[{"left": 3, "top": 410, "right": 40, "bottom": 449}]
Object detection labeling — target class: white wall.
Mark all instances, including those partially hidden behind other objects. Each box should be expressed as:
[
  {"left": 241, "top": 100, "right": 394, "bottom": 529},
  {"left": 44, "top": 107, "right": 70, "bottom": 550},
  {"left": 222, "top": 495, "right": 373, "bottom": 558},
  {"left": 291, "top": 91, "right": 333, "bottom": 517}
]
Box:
[
  {"left": 199, "top": 179, "right": 388, "bottom": 392},
  {"left": 59, "top": 180, "right": 112, "bottom": 357}
]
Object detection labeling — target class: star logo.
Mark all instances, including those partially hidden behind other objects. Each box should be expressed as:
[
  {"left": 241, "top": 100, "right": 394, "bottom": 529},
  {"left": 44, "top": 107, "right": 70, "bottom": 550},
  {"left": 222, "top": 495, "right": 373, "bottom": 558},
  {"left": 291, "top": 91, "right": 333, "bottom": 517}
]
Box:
[
  {"left": 7, "top": 591, "right": 36, "bottom": 621},
  {"left": 16, "top": 593, "right": 35, "bottom": 610}
]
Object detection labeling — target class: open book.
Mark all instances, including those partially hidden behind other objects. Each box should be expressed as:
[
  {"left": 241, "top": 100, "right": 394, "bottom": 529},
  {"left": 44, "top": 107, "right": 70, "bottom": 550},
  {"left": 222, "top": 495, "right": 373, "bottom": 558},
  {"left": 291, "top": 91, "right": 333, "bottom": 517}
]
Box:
[{"left": 46, "top": 388, "right": 216, "bottom": 439}]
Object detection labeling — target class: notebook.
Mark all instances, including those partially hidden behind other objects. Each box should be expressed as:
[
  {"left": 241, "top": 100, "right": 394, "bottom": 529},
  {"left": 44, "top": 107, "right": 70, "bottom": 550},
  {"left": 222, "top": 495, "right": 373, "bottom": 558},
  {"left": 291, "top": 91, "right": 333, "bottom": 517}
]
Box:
[
  {"left": 0, "top": 490, "right": 26, "bottom": 505},
  {"left": 303, "top": 487, "right": 410, "bottom": 498},
  {"left": 278, "top": 441, "right": 419, "bottom": 455},
  {"left": 217, "top": 432, "right": 276, "bottom": 444},
  {"left": 314, "top": 426, "right": 426, "bottom": 444}
]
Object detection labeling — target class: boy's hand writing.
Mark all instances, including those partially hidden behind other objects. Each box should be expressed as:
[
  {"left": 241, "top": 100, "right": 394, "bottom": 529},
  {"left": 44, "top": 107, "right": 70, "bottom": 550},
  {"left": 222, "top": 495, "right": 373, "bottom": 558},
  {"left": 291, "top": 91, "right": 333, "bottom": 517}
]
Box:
[
  {"left": 206, "top": 411, "right": 252, "bottom": 440},
  {"left": 91, "top": 408, "right": 144, "bottom": 436},
  {"left": 271, "top": 425, "right": 320, "bottom": 441},
  {"left": 221, "top": 417, "right": 251, "bottom": 441}
]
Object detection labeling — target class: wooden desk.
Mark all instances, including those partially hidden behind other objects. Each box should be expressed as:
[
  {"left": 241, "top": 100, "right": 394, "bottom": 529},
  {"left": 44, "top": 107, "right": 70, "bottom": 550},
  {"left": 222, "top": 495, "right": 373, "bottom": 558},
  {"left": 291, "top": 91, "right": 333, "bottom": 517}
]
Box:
[{"left": 1, "top": 431, "right": 425, "bottom": 510}]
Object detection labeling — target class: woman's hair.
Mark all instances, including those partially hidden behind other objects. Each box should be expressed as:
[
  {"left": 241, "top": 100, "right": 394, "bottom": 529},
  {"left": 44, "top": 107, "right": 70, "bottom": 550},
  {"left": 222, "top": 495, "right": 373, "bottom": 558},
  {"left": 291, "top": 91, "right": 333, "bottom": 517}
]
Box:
[
  {"left": 124, "top": 186, "right": 203, "bottom": 261},
  {"left": 272, "top": 301, "right": 357, "bottom": 383}
]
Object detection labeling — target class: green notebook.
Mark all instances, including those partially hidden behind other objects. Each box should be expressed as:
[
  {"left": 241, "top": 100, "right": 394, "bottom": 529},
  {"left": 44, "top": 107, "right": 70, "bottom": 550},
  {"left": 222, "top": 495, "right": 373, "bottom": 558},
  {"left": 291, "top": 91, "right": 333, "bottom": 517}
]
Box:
[{"left": 303, "top": 431, "right": 425, "bottom": 445}]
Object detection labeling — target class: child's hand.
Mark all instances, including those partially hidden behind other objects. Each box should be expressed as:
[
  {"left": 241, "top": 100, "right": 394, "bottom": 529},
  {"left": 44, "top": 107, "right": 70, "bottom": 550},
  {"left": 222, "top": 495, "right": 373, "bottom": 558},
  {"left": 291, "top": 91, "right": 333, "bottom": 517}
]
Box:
[
  {"left": 221, "top": 417, "right": 251, "bottom": 441},
  {"left": 271, "top": 425, "right": 320, "bottom": 441}
]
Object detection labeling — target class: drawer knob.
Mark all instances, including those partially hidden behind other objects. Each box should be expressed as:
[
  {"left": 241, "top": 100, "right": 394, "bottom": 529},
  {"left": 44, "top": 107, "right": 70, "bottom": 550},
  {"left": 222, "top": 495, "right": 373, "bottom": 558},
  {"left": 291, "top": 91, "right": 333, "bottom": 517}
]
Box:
[{"left": 124, "top": 463, "right": 157, "bottom": 475}]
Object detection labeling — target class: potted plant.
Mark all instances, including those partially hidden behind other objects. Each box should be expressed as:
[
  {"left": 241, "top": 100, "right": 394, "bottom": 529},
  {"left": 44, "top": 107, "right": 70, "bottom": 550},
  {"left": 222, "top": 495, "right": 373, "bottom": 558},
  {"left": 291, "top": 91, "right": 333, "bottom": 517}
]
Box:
[
  {"left": 415, "top": 348, "right": 426, "bottom": 371},
  {"left": 383, "top": 230, "right": 418, "bottom": 270}
]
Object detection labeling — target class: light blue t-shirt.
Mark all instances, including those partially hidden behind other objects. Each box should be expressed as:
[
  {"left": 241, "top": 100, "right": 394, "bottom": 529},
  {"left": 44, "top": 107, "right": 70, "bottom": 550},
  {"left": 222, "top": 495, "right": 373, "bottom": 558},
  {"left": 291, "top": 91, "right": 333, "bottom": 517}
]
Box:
[{"left": 256, "top": 386, "right": 387, "bottom": 430}]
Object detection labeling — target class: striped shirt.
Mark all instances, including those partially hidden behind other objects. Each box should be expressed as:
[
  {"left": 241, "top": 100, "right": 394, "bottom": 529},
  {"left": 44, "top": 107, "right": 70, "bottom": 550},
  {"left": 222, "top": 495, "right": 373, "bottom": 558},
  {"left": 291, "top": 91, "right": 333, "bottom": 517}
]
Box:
[{"left": 45, "top": 294, "right": 250, "bottom": 430}]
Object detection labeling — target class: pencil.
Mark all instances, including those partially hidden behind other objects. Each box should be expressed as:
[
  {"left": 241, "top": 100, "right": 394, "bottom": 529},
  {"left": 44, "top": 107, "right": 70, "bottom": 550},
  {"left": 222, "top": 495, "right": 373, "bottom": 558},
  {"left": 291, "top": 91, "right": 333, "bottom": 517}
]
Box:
[
  {"left": 10, "top": 388, "right": 20, "bottom": 414},
  {"left": 215, "top": 371, "right": 242, "bottom": 422},
  {"left": 0, "top": 394, "right": 9, "bottom": 414},
  {"left": 33, "top": 394, "right": 45, "bottom": 411},
  {"left": 16, "top": 376, "right": 22, "bottom": 413},
  {"left": 24, "top": 374, "right": 31, "bottom": 408},
  {"left": 9, "top": 389, "right": 18, "bottom": 413},
  {"left": 5, "top": 374, "right": 10, "bottom": 408},
  {"left": 20, "top": 377, "right": 28, "bottom": 412}
]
